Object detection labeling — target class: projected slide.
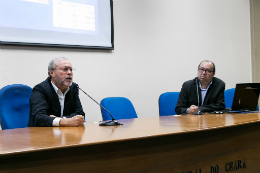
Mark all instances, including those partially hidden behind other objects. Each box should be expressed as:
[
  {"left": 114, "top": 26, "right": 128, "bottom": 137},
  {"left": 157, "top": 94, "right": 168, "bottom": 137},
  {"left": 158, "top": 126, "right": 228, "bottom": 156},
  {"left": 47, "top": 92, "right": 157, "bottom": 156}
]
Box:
[
  {"left": 53, "top": 0, "right": 95, "bottom": 31},
  {"left": 0, "top": 0, "right": 112, "bottom": 49},
  {"left": 0, "top": 0, "right": 98, "bottom": 35}
]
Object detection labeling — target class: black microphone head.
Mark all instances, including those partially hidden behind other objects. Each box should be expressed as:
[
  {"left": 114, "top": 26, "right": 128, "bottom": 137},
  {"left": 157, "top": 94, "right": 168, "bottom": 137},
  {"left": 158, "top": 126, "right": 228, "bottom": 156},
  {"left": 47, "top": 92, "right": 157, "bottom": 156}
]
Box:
[{"left": 75, "top": 83, "right": 79, "bottom": 88}]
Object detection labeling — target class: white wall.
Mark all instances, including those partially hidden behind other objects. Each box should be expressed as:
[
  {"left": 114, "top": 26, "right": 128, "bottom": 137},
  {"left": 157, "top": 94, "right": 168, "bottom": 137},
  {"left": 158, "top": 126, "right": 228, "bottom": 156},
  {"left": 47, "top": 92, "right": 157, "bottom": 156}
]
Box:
[{"left": 0, "top": 0, "right": 251, "bottom": 122}]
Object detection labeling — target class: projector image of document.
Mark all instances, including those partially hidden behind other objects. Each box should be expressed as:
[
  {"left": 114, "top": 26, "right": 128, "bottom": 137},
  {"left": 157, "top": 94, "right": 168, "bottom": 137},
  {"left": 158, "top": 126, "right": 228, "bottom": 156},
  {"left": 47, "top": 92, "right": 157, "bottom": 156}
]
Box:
[
  {"left": 23, "top": 0, "right": 49, "bottom": 4},
  {"left": 0, "top": 0, "right": 98, "bottom": 35},
  {"left": 0, "top": 0, "right": 112, "bottom": 48},
  {"left": 53, "top": 0, "right": 95, "bottom": 31}
]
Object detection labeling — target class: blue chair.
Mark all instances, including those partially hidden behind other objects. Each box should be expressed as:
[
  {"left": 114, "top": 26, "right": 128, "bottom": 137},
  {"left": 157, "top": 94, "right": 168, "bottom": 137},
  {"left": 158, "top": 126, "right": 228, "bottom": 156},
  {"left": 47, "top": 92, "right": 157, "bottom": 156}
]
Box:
[
  {"left": 159, "top": 92, "right": 179, "bottom": 116},
  {"left": 0, "top": 84, "right": 32, "bottom": 130},
  {"left": 100, "top": 97, "right": 138, "bottom": 121},
  {"left": 224, "top": 88, "right": 259, "bottom": 110},
  {"left": 224, "top": 88, "right": 235, "bottom": 109}
]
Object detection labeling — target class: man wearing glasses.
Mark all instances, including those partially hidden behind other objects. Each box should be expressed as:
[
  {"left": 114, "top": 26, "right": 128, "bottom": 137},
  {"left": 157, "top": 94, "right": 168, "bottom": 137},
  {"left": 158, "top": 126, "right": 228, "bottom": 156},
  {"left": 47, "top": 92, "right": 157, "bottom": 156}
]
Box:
[
  {"left": 28, "top": 57, "right": 85, "bottom": 127},
  {"left": 175, "top": 60, "right": 225, "bottom": 115}
]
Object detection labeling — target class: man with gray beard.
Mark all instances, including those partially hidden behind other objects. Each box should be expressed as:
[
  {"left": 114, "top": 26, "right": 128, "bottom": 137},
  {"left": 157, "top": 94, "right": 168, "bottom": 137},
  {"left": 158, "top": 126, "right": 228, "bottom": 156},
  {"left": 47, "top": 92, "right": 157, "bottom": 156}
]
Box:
[{"left": 27, "top": 57, "right": 85, "bottom": 127}]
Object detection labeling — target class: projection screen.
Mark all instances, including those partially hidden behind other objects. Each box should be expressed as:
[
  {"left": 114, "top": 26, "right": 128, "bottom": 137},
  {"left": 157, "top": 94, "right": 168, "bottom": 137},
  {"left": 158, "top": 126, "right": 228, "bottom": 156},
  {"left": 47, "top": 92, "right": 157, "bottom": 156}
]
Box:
[{"left": 0, "top": 0, "right": 114, "bottom": 49}]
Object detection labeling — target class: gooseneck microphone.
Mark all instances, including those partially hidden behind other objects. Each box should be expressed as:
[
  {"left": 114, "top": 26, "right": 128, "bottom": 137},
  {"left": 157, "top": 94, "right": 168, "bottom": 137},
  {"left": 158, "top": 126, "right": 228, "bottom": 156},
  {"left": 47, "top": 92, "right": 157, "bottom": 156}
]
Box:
[
  {"left": 196, "top": 78, "right": 200, "bottom": 107},
  {"left": 76, "top": 84, "right": 122, "bottom": 126},
  {"left": 193, "top": 78, "right": 203, "bottom": 115}
]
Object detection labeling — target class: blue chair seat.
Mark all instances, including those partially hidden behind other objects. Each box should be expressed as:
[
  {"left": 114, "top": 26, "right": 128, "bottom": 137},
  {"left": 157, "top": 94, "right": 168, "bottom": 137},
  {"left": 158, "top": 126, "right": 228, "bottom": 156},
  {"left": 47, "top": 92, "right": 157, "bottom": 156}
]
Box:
[
  {"left": 100, "top": 97, "right": 138, "bottom": 121},
  {"left": 159, "top": 92, "right": 179, "bottom": 116},
  {"left": 0, "top": 84, "right": 32, "bottom": 130}
]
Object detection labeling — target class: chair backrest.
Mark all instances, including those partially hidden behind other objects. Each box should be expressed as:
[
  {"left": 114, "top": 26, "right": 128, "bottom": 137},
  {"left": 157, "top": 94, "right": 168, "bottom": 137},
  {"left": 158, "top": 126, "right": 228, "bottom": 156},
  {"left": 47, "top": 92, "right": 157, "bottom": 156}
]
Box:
[
  {"left": 100, "top": 97, "right": 138, "bottom": 121},
  {"left": 224, "top": 88, "right": 259, "bottom": 111},
  {"left": 159, "top": 92, "right": 179, "bottom": 116},
  {"left": 0, "top": 84, "right": 32, "bottom": 130},
  {"left": 224, "top": 88, "right": 235, "bottom": 109}
]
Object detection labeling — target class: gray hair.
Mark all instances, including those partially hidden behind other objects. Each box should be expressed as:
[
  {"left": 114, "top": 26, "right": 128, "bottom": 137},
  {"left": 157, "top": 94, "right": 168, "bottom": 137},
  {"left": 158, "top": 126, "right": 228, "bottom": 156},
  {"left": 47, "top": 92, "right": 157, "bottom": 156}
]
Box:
[{"left": 48, "top": 57, "right": 68, "bottom": 78}]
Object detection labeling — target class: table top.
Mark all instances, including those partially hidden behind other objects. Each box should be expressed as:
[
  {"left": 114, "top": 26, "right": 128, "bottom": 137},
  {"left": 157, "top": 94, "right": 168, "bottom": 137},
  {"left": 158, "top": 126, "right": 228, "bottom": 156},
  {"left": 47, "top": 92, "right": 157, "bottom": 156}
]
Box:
[{"left": 1, "top": 113, "right": 260, "bottom": 156}]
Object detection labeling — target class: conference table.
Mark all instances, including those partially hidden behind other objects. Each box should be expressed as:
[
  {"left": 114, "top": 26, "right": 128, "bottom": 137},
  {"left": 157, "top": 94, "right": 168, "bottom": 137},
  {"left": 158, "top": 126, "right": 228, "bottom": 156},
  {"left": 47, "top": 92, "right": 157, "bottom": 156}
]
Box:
[{"left": 1, "top": 113, "right": 260, "bottom": 173}]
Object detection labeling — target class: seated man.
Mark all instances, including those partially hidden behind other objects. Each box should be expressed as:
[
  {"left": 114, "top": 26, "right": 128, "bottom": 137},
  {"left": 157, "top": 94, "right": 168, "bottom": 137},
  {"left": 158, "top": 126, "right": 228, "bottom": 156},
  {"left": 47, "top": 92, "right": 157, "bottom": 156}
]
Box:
[
  {"left": 175, "top": 60, "right": 225, "bottom": 115},
  {"left": 28, "top": 57, "right": 85, "bottom": 127}
]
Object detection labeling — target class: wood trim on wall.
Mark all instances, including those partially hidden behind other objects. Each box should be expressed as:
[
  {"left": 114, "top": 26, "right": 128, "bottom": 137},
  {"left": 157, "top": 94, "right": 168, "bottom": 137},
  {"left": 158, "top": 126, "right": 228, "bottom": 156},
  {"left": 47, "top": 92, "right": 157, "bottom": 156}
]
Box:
[{"left": 251, "top": 0, "right": 260, "bottom": 83}]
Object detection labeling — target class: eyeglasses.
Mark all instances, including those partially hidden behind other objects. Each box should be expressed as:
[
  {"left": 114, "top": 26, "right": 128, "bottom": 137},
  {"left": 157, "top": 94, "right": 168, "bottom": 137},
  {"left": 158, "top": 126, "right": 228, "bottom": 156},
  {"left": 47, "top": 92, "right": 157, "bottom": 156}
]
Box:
[
  {"left": 59, "top": 67, "right": 75, "bottom": 73},
  {"left": 198, "top": 68, "right": 214, "bottom": 74}
]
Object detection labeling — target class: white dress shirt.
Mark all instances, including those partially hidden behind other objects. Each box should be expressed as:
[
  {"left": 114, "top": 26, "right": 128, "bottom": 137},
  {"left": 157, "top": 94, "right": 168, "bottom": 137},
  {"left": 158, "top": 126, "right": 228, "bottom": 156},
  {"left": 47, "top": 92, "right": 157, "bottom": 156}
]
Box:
[{"left": 51, "top": 82, "right": 70, "bottom": 126}]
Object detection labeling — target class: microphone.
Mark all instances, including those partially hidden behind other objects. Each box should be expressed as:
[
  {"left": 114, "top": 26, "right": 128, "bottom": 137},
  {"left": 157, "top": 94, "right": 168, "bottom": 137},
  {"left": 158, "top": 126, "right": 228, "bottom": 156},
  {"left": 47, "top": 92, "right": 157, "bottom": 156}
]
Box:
[
  {"left": 196, "top": 78, "right": 200, "bottom": 107},
  {"left": 76, "top": 84, "right": 122, "bottom": 126},
  {"left": 193, "top": 78, "right": 203, "bottom": 115}
]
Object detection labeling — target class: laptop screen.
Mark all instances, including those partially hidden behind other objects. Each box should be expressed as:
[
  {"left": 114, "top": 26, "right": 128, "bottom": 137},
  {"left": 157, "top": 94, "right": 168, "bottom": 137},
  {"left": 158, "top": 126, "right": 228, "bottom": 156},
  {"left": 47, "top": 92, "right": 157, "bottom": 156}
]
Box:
[{"left": 232, "top": 83, "right": 260, "bottom": 111}]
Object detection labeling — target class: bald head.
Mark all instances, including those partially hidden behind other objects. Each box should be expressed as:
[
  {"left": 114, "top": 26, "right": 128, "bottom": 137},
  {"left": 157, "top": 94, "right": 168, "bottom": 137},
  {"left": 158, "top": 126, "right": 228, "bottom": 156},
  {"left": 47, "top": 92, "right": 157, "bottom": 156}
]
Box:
[
  {"left": 197, "top": 60, "right": 215, "bottom": 86},
  {"left": 198, "top": 60, "right": 215, "bottom": 72}
]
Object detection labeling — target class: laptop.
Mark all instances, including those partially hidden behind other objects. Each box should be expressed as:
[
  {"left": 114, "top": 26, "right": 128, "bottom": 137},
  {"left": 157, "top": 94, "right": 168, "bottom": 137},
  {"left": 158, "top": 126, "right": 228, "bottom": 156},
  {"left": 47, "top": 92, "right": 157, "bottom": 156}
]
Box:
[{"left": 229, "top": 83, "right": 260, "bottom": 112}]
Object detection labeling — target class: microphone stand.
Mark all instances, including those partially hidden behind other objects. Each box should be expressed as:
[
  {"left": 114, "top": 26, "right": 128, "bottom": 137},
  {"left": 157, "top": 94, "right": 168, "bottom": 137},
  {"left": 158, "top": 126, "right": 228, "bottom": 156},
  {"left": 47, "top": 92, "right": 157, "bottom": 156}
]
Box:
[
  {"left": 77, "top": 85, "right": 122, "bottom": 126},
  {"left": 193, "top": 78, "right": 204, "bottom": 115}
]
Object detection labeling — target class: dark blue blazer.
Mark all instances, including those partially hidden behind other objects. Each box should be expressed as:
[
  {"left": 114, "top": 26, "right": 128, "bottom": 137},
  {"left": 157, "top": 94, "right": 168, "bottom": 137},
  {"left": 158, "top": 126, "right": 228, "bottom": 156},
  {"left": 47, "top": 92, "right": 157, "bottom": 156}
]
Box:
[
  {"left": 175, "top": 77, "right": 225, "bottom": 115},
  {"left": 27, "top": 78, "right": 85, "bottom": 127}
]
